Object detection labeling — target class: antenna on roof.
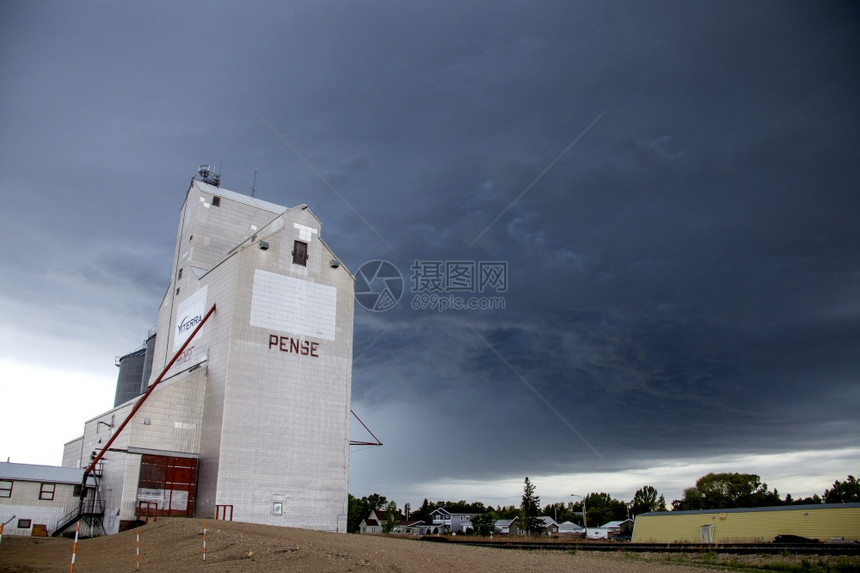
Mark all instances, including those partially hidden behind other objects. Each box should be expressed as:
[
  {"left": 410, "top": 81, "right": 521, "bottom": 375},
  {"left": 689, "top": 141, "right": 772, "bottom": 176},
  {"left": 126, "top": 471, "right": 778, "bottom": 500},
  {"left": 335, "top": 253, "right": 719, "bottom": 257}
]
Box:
[
  {"left": 251, "top": 169, "right": 258, "bottom": 198},
  {"left": 197, "top": 164, "right": 221, "bottom": 187}
]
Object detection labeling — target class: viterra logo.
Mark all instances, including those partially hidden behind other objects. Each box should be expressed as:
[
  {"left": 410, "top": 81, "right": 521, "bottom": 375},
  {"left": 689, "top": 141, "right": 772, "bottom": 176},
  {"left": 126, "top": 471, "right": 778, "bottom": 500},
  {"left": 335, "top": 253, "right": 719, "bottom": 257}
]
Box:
[{"left": 177, "top": 314, "right": 202, "bottom": 335}]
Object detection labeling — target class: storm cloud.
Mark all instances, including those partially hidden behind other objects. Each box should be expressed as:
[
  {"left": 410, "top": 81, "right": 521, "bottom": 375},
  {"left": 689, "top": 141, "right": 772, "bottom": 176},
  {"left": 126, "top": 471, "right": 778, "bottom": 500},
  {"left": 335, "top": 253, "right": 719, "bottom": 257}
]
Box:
[{"left": 1, "top": 0, "right": 857, "bottom": 505}]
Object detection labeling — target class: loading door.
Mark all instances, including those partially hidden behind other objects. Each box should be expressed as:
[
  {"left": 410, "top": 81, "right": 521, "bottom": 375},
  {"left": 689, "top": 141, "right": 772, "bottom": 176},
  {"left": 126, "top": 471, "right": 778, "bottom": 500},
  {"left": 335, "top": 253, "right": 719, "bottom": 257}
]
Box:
[{"left": 137, "top": 455, "right": 198, "bottom": 517}]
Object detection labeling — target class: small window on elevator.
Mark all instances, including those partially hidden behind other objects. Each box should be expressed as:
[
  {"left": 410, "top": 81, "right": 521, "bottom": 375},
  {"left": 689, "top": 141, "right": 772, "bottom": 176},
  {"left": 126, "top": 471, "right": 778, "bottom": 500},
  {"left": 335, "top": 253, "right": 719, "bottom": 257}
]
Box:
[
  {"left": 292, "top": 240, "right": 308, "bottom": 266},
  {"left": 211, "top": 196, "right": 221, "bottom": 207}
]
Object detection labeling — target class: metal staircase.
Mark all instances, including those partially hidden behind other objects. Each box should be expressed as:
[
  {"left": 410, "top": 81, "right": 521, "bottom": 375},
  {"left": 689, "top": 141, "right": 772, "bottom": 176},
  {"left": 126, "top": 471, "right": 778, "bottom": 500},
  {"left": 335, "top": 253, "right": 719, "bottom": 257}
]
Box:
[
  {"left": 52, "top": 463, "right": 106, "bottom": 536},
  {"left": 54, "top": 498, "right": 106, "bottom": 536}
]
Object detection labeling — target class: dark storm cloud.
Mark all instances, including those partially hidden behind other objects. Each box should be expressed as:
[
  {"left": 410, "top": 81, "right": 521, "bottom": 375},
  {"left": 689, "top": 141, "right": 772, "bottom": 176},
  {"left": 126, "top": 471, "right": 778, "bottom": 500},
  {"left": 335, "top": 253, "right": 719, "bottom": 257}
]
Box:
[
  {"left": 344, "top": 1, "right": 860, "bottom": 488},
  {"left": 1, "top": 0, "right": 857, "bottom": 497}
]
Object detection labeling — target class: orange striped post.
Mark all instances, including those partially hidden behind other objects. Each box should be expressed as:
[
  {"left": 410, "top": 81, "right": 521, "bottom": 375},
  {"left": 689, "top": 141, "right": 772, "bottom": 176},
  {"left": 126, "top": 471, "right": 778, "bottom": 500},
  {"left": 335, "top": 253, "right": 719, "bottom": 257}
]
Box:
[
  {"left": 69, "top": 521, "right": 80, "bottom": 573},
  {"left": 0, "top": 522, "right": 5, "bottom": 547},
  {"left": 202, "top": 521, "right": 207, "bottom": 561}
]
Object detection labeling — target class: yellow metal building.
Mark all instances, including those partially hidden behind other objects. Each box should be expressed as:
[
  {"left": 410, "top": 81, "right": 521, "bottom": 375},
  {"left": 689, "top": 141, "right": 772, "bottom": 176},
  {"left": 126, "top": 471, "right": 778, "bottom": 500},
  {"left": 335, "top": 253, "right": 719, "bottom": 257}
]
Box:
[{"left": 632, "top": 503, "right": 860, "bottom": 543}]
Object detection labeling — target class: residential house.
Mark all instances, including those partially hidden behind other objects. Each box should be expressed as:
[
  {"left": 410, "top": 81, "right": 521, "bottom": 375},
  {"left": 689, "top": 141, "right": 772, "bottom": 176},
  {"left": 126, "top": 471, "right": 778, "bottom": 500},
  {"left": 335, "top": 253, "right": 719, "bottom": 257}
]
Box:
[
  {"left": 494, "top": 517, "right": 521, "bottom": 535},
  {"left": 391, "top": 520, "right": 425, "bottom": 535},
  {"left": 359, "top": 509, "right": 389, "bottom": 534},
  {"left": 538, "top": 516, "right": 560, "bottom": 535},
  {"left": 557, "top": 520, "right": 585, "bottom": 536},
  {"left": 601, "top": 519, "right": 634, "bottom": 539},
  {"left": 416, "top": 523, "right": 444, "bottom": 535},
  {"left": 359, "top": 509, "right": 424, "bottom": 534},
  {"left": 429, "top": 507, "right": 477, "bottom": 534}
]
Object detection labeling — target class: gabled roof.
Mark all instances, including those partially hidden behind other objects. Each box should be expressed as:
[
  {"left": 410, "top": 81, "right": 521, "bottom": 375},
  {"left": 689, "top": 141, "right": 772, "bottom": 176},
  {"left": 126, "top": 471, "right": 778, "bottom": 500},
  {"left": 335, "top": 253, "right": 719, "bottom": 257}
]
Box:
[
  {"left": 558, "top": 520, "right": 585, "bottom": 531},
  {"left": 430, "top": 507, "right": 479, "bottom": 516},
  {"left": 0, "top": 462, "right": 95, "bottom": 486},
  {"left": 362, "top": 515, "right": 422, "bottom": 528},
  {"left": 193, "top": 180, "right": 288, "bottom": 216},
  {"left": 538, "top": 516, "right": 559, "bottom": 527},
  {"left": 368, "top": 510, "right": 390, "bottom": 521},
  {"left": 601, "top": 519, "right": 633, "bottom": 528},
  {"left": 494, "top": 518, "right": 518, "bottom": 527}
]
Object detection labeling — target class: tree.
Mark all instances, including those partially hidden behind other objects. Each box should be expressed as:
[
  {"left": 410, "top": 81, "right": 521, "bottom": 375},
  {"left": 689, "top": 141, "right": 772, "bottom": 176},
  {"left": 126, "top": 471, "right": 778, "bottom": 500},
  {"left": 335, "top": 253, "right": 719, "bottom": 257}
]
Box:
[
  {"left": 382, "top": 501, "right": 398, "bottom": 534},
  {"left": 784, "top": 493, "right": 822, "bottom": 505},
  {"left": 520, "top": 477, "right": 543, "bottom": 535},
  {"left": 347, "top": 494, "right": 362, "bottom": 533},
  {"left": 347, "top": 493, "right": 389, "bottom": 533},
  {"left": 630, "top": 485, "right": 667, "bottom": 517},
  {"left": 542, "top": 501, "right": 575, "bottom": 524},
  {"left": 824, "top": 475, "right": 860, "bottom": 503},
  {"left": 672, "top": 473, "right": 781, "bottom": 510},
  {"left": 584, "top": 492, "right": 628, "bottom": 525},
  {"left": 366, "top": 493, "right": 388, "bottom": 512},
  {"left": 495, "top": 504, "right": 519, "bottom": 519},
  {"left": 470, "top": 511, "right": 496, "bottom": 536},
  {"left": 413, "top": 498, "right": 433, "bottom": 523}
]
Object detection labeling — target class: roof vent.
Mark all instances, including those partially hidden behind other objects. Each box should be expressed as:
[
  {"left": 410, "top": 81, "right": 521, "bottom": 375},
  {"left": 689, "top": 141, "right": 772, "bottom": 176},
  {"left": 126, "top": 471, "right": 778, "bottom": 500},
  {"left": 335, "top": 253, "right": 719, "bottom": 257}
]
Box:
[{"left": 197, "top": 164, "right": 221, "bottom": 187}]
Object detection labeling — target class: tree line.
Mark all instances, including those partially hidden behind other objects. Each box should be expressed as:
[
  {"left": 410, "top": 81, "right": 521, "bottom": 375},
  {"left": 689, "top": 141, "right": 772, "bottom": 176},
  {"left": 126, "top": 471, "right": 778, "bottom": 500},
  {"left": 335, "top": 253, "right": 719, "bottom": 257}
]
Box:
[{"left": 348, "top": 473, "right": 858, "bottom": 534}]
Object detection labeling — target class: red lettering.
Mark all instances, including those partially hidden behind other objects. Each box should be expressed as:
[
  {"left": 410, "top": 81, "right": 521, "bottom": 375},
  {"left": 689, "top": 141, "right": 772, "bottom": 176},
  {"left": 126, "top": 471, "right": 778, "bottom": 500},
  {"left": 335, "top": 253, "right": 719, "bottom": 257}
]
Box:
[{"left": 267, "top": 334, "right": 320, "bottom": 357}]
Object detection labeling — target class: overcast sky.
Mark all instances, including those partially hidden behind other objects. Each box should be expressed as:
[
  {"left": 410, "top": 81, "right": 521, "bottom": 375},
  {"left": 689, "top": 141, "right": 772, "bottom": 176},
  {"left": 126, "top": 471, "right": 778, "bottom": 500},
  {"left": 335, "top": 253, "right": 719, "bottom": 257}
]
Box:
[{"left": 1, "top": 1, "right": 858, "bottom": 510}]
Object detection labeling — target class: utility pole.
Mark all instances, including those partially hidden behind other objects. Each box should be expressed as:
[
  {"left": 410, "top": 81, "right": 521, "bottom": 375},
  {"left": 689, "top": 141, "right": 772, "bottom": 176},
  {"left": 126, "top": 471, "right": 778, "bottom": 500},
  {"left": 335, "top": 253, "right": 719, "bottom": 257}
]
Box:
[{"left": 571, "top": 493, "right": 587, "bottom": 534}]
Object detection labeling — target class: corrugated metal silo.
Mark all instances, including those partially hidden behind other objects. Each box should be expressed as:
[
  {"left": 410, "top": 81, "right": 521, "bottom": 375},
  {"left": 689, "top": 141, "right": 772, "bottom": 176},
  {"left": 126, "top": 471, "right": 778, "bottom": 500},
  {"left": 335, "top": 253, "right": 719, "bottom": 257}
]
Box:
[
  {"left": 141, "top": 332, "right": 157, "bottom": 391},
  {"left": 113, "top": 347, "right": 146, "bottom": 407}
]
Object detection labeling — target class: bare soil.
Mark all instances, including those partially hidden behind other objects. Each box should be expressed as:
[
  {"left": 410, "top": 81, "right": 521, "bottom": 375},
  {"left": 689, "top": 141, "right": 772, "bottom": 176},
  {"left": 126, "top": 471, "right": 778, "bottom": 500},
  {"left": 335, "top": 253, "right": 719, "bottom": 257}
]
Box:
[{"left": 0, "top": 517, "right": 714, "bottom": 572}]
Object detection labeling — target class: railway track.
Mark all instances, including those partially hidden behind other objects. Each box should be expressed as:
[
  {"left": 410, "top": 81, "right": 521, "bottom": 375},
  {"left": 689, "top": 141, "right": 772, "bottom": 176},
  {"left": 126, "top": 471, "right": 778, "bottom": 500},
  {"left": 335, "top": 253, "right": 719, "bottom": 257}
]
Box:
[{"left": 420, "top": 537, "right": 860, "bottom": 556}]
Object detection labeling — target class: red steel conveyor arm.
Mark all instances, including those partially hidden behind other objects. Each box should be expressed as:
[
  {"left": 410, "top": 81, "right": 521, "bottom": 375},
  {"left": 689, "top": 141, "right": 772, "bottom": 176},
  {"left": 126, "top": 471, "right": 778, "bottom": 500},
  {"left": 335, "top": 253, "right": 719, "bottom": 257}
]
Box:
[{"left": 83, "top": 304, "right": 217, "bottom": 475}]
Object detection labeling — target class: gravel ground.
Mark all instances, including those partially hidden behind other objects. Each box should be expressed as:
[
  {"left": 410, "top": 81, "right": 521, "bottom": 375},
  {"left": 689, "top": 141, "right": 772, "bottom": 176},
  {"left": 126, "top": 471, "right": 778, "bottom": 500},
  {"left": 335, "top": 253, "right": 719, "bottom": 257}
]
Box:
[{"left": 0, "top": 518, "right": 716, "bottom": 573}]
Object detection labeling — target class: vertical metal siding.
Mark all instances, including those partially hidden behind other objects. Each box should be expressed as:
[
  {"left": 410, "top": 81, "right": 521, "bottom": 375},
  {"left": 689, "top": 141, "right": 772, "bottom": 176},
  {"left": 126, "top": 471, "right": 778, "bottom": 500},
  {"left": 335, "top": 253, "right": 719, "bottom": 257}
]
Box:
[{"left": 632, "top": 506, "right": 860, "bottom": 543}]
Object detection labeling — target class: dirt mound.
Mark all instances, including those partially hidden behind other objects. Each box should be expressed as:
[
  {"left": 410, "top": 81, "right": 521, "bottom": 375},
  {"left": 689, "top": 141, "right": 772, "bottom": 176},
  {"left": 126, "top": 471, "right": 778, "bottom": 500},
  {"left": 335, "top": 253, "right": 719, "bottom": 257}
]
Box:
[{"left": 0, "top": 518, "right": 698, "bottom": 572}]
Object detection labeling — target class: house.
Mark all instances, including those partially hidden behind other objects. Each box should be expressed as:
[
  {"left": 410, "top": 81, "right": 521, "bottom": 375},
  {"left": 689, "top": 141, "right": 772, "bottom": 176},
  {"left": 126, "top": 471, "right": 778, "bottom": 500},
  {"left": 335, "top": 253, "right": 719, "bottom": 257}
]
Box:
[
  {"left": 601, "top": 519, "right": 634, "bottom": 538},
  {"left": 494, "top": 517, "right": 521, "bottom": 535},
  {"left": 0, "top": 462, "right": 98, "bottom": 536},
  {"left": 557, "top": 520, "right": 585, "bottom": 536},
  {"left": 391, "top": 520, "right": 425, "bottom": 535},
  {"left": 493, "top": 516, "right": 558, "bottom": 536},
  {"left": 430, "top": 507, "right": 477, "bottom": 534},
  {"left": 358, "top": 510, "right": 384, "bottom": 534},
  {"left": 538, "top": 516, "right": 560, "bottom": 535},
  {"left": 358, "top": 510, "right": 423, "bottom": 534},
  {"left": 632, "top": 503, "right": 860, "bottom": 544},
  {"left": 359, "top": 509, "right": 393, "bottom": 534}
]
